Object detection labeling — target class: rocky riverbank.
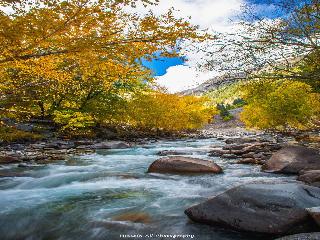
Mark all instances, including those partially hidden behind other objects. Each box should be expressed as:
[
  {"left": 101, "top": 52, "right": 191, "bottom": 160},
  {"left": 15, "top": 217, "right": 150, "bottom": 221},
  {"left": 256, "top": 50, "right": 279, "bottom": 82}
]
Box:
[{"left": 0, "top": 139, "right": 133, "bottom": 165}]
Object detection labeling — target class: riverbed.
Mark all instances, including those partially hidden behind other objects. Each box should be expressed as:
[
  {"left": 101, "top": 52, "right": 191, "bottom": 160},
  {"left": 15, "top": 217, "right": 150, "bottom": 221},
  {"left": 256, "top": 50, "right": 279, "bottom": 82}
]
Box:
[{"left": 0, "top": 138, "right": 296, "bottom": 240}]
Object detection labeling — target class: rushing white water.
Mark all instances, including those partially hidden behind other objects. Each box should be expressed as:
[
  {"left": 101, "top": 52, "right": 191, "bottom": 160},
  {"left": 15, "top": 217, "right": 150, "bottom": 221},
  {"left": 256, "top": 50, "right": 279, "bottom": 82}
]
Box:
[{"left": 0, "top": 138, "right": 294, "bottom": 240}]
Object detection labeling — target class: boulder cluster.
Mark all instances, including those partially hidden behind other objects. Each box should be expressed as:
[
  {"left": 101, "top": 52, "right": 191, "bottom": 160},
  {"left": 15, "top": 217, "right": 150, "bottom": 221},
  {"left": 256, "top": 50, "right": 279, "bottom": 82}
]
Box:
[
  {"left": 0, "top": 140, "right": 131, "bottom": 164},
  {"left": 209, "top": 137, "right": 282, "bottom": 165},
  {"left": 148, "top": 136, "right": 320, "bottom": 238}
]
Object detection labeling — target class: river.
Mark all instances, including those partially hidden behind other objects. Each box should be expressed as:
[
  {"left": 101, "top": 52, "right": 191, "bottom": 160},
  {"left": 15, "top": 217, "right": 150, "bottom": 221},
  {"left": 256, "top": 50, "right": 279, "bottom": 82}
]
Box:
[{"left": 0, "top": 138, "right": 294, "bottom": 240}]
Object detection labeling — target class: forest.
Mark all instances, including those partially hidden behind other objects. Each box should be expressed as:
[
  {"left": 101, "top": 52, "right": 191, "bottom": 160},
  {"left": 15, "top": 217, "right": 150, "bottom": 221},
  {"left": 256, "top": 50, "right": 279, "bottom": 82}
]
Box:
[{"left": 0, "top": 0, "right": 319, "bottom": 141}]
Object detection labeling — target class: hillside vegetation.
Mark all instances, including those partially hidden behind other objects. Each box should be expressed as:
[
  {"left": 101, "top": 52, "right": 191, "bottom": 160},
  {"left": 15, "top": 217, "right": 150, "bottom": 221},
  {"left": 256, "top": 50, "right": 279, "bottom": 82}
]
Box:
[{"left": 203, "top": 0, "right": 320, "bottom": 131}]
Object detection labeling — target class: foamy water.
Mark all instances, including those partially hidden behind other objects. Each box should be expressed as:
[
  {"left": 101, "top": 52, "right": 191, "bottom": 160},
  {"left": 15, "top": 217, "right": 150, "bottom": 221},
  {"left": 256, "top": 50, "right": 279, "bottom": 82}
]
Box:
[{"left": 0, "top": 138, "right": 294, "bottom": 240}]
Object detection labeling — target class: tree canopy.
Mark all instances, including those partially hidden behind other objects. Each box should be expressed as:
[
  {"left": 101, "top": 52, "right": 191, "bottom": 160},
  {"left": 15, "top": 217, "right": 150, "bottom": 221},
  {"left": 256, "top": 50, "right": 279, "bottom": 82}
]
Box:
[{"left": 0, "top": 0, "right": 213, "bottom": 137}]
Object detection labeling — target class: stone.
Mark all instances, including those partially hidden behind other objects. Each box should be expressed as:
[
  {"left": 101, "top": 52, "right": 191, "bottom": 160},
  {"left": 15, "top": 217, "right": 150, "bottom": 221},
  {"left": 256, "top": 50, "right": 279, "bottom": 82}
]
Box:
[
  {"left": 298, "top": 170, "right": 320, "bottom": 187},
  {"left": 156, "top": 150, "right": 185, "bottom": 156},
  {"left": 91, "top": 141, "right": 131, "bottom": 149},
  {"left": 208, "top": 149, "right": 230, "bottom": 157},
  {"left": 242, "top": 152, "right": 256, "bottom": 158},
  {"left": 112, "top": 212, "right": 152, "bottom": 224},
  {"left": 185, "top": 183, "right": 320, "bottom": 235},
  {"left": 275, "top": 233, "right": 320, "bottom": 240},
  {"left": 148, "top": 157, "right": 222, "bottom": 174},
  {"left": 223, "top": 144, "right": 248, "bottom": 150},
  {"left": 221, "top": 154, "right": 239, "bottom": 159},
  {"left": 307, "top": 207, "right": 320, "bottom": 227},
  {"left": 225, "top": 138, "right": 257, "bottom": 145},
  {"left": 0, "top": 155, "right": 21, "bottom": 164},
  {"left": 237, "top": 158, "right": 263, "bottom": 165},
  {"left": 263, "top": 145, "right": 320, "bottom": 174}
]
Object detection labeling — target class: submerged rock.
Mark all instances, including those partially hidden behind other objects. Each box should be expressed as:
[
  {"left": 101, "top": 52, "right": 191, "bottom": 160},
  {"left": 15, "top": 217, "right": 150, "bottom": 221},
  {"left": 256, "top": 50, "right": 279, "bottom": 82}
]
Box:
[
  {"left": 275, "top": 233, "right": 320, "bottom": 240},
  {"left": 156, "top": 150, "right": 185, "bottom": 156},
  {"left": 148, "top": 157, "right": 222, "bottom": 174},
  {"left": 185, "top": 183, "right": 320, "bottom": 235},
  {"left": 90, "top": 141, "right": 131, "bottom": 149},
  {"left": 112, "top": 212, "right": 152, "bottom": 224},
  {"left": 263, "top": 145, "right": 320, "bottom": 174}
]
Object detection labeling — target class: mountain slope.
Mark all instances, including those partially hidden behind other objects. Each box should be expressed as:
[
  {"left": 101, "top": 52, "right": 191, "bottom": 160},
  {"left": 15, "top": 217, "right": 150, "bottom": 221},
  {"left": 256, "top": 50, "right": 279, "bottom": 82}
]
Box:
[{"left": 179, "top": 72, "right": 246, "bottom": 96}]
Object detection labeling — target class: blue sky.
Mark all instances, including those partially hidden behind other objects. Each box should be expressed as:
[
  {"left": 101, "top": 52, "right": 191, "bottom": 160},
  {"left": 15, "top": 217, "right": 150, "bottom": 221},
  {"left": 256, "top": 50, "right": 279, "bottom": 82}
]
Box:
[
  {"left": 137, "top": 0, "right": 292, "bottom": 92},
  {"left": 142, "top": 57, "right": 184, "bottom": 76}
]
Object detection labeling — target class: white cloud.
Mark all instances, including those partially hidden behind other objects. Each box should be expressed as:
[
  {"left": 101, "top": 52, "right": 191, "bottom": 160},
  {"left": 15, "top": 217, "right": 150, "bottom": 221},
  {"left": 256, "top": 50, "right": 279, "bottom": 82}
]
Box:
[
  {"left": 132, "top": 0, "right": 244, "bottom": 29},
  {"left": 155, "top": 65, "right": 218, "bottom": 93},
  {"left": 130, "top": 0, "right": 245, "bottom": 92}
]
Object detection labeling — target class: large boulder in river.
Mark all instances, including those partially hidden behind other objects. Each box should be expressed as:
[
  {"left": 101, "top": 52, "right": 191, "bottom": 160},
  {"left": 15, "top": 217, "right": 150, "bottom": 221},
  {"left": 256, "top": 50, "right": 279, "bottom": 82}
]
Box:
[
  {"left": 262, "top": 145, "right": 320, "bottom": 174},
  {"left": 185, "top": 183, "right": 320, "bottom": 235},
  {"left": 147, "top": 157, "right": 222, "bottom": 174}
]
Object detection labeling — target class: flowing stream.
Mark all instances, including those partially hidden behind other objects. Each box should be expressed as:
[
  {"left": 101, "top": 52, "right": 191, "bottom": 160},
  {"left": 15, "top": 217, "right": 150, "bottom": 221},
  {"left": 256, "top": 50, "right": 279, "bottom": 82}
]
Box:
[{"left": 0, "top": 138, "right": 294, "bottom": 240}]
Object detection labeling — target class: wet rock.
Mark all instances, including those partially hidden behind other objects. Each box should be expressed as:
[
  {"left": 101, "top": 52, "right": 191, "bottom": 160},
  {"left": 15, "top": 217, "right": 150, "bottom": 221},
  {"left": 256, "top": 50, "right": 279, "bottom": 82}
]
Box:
[
  {"left": 242, "top": 152, "right": 256, "bottom": 158},
  {"left": 241, "top": 143, "right": 268, "bottom": 153},
  {"left": 225, "top": 138, "right": 257, "bottom": 145},
  {"left": 90, "top": 141, "right": 131, "bottom": 149},
  {"left": 229, "top": 149, "right": 251, "bottom": 156},
  {"left": 0, "top": 172, "right": 25, "bottom": 177},
  {"left": 18, "top": 163, "right": 29, "bottom": 168},
  {"left": 307, "top": 207, "right": 320, "bottom": 227},
  {"left": 10, "top": 144, "right": 25, "bottom": 151},
  {"left": 148, "top": 157, "right": 223, "bottom": 174},
  {"left": 223, "top": 144, "right": 249, "bottom": 150},
  {"left": 43, "top": 141, "right": 75, "bottom": 150},
  {"left": 156, "top": 150, "right": 185, "bottom": 156},
  {"left": 275, "top": 233, "right": 320, "bottom": 240},
  {"left": 221, "top": 154, "right": 239, "bottom": 159},
  {"left": 237, "top": 158, "right": 263, "bottom": 165},
  {"left": 298, "top": 170, "right": 320, "bottom": 187},
  {"left": 263, "top": 145, "right": 320, "bottom": 174},
  {"left": 112, "top": 212, "right": 152, "bottom": 224},
  {"left": 208, "top": 149, "right": 230, "bottom": 157},
  {"left": 0, "top": 155, "right": 21, "bottom": 164},
  {"left": 115, "top": 173, "right": 139, "bottom": 179},
  {"left": 185, "top": 183, "right": 320, "bottom": 235}
]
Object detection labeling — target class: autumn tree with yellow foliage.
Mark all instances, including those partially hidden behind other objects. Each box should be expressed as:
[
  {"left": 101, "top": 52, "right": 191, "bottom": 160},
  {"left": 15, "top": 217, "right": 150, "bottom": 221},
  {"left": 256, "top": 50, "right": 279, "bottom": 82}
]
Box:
[{"left": 0, "top": 0, "right": 213, "bottom": 138}]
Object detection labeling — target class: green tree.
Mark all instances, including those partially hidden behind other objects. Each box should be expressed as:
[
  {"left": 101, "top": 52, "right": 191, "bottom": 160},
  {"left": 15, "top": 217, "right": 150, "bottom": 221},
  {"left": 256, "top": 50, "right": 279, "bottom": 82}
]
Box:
[{"left": 241, "top": 80, "right": 320, "bottom": 130}]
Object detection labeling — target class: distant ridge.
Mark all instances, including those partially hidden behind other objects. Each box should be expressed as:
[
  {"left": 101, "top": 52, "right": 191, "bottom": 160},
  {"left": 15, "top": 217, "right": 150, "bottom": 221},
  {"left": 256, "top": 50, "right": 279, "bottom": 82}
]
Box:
[{"left": 179, "top": 72, "right": 247, "bottom": 96}]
